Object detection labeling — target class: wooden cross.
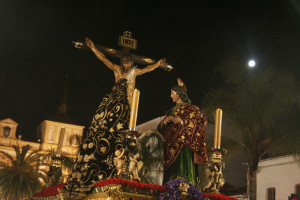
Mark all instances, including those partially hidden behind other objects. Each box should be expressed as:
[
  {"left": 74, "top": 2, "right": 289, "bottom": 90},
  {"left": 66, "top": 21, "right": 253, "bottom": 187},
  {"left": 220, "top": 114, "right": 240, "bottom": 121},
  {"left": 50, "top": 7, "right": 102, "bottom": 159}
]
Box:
[{"left": 73, "top": 31, "right": 173, "bottom": 71}]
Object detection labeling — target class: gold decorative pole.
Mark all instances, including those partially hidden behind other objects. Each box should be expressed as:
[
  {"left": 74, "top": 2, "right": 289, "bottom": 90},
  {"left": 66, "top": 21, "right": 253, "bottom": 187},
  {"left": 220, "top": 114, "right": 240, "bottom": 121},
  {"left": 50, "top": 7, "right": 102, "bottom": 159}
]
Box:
[
  {"left": 120, "top": 89, "right": 143, "bottom": 180},
  {"left": 129, "top": 89, "right": 140, "bottom": 131},
  {"left": 203, "top": 108, "right": 225, "bottom": 194},
  {"left": 214, "top": 108, "right": 222, "bottom": 149}
]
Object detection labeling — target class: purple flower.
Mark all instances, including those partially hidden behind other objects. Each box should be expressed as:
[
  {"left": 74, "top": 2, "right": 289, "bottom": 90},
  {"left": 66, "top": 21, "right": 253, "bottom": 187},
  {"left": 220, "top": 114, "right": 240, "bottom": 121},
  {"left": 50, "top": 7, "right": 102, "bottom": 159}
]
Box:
[{"left": 158, "top": 179, "right": 204, "bottom": 200}]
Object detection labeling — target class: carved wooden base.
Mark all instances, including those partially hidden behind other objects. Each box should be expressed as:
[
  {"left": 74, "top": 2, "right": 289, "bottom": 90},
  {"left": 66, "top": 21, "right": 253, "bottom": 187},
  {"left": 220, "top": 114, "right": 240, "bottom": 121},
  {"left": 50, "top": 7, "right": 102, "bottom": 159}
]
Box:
[
  {"left": 84, "top": 184, "right": 156, "bottom": 200},
  {"left": 84, "top": 191, "right": 156, "bottom": 200}
]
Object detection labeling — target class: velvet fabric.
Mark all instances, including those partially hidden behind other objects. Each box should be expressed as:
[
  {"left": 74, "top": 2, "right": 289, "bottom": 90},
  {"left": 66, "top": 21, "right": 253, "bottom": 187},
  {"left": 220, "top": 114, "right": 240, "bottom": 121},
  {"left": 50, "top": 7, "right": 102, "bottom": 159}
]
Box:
[
  {"left": 64, "top": 78, "right": 130, "bottom": 195},
  {"left": 158, "top": 103, "right": 208, "bottom": 171}
]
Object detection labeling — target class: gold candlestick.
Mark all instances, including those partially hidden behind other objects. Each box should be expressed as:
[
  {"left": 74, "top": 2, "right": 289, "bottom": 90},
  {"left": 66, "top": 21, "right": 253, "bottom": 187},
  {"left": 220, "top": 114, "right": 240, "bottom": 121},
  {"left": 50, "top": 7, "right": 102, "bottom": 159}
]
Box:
[
  {"left": 214, "top": 108, "right": 222, "bottom": 149},
  {"left": 129, "top": 89, "right": 140, "bottom": 131},
  {"left": 203, "top": 148, "right": 226, "bottom": 194}
]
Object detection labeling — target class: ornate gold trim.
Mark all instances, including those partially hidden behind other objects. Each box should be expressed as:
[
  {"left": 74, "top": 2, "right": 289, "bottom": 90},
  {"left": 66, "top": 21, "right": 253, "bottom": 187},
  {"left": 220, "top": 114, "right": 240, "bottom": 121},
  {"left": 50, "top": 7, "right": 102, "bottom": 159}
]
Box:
[
  {"left": 203, "top": 149, "right": 226, "bottom": 194},
  {"left": 84, "top": 184, "right": 156, "bottom": 200}
]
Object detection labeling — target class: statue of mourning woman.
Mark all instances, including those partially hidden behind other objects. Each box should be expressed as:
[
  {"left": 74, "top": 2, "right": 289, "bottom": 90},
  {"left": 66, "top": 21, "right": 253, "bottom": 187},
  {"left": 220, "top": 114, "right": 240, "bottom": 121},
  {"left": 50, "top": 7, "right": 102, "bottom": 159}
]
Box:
[
  {"left": 157, "top": 78, "right": 208, "bottom": 185},
  {"left": 63, "top": 37, "right": 166, "bottom": 197},
  {"left": 136, "top": 79, "right": 208, "bottom": 186}
]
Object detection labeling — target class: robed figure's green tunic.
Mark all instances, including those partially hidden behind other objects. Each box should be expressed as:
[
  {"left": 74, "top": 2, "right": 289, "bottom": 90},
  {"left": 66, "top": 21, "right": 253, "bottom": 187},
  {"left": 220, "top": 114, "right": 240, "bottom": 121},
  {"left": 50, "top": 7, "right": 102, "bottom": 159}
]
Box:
[{"left": 157, "top": 103, "right": 208, "bottom": 183}]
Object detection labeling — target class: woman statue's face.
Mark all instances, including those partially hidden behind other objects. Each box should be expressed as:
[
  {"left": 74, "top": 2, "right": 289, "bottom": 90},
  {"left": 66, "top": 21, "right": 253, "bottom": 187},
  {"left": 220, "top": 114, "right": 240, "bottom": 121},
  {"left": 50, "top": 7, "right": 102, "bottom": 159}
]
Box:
[{"left": 171, "top": 89, "right": 181, "bottom": 103}]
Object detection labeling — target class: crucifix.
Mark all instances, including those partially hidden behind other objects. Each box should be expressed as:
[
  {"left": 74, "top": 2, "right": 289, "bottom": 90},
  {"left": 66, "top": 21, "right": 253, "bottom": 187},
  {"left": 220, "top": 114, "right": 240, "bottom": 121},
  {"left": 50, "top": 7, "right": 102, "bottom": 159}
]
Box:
[
  {"left": 73, "top": 31, "right": 173, "bottom": 71},
  {"left": 72, "top": 31, "right": 172, "bottom": 106}
]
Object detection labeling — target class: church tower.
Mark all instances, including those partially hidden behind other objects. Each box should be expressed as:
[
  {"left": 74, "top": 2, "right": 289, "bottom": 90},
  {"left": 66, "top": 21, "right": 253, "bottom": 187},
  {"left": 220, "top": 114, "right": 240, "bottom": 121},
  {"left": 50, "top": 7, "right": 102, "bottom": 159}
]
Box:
[{"left": 36, "top": 75, "right": 84, "bottom": 155}]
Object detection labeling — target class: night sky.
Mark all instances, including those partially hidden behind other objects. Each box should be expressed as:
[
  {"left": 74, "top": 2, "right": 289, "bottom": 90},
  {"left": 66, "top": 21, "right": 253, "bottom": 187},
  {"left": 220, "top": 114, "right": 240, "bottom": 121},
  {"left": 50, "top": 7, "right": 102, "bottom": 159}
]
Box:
[{"left": 0, "top": 0, "right": 299, "bottom": 142}]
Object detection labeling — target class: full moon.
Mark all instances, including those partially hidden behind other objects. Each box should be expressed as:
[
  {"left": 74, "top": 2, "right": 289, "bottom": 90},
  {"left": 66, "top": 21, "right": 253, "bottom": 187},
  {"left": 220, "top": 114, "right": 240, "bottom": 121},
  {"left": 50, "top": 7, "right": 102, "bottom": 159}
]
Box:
[{"left": 248, "top": 60, "right": 256, "bottom": 67}]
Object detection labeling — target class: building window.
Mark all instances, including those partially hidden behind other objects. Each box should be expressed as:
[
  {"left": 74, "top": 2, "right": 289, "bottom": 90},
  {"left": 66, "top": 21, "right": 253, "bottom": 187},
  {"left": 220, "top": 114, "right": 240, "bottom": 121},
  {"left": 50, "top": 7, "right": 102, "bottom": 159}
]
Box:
[
  {"left": 3, "top": 126, "right": 11, "bottom": 137},
  {"left": 296, "top": 184, "right": 300, "bottom": 197},
  {"left": 267, "top": 187, "right": 276, "bottom": 200}
]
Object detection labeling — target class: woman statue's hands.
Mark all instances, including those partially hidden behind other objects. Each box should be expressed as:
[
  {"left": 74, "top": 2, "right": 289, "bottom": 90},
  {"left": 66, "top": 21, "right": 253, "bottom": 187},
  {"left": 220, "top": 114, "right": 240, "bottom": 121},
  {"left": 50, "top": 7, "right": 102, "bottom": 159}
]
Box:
[
  {"left": 172, "top": 116, "right": 182, "bottom": 124},
  {"left": 165, "top": 116, "right": 173, "bottom": 123},
  {"left": 165, "top": 116, "right": 182, "bottom": 125}
]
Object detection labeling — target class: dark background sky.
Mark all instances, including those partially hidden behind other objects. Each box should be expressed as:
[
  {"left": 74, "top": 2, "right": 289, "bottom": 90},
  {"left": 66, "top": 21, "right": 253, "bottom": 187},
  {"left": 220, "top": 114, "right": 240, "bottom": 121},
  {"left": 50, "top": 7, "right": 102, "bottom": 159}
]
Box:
[{"left": 0, "top": 0, "right": 299, "bottom": 142}]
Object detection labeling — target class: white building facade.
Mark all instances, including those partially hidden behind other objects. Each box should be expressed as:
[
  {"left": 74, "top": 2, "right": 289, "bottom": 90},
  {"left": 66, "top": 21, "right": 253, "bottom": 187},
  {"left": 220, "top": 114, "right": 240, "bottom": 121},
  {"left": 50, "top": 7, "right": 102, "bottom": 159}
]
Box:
[{"left": 257, "top": 155, "right": 300, "bottom": 200}]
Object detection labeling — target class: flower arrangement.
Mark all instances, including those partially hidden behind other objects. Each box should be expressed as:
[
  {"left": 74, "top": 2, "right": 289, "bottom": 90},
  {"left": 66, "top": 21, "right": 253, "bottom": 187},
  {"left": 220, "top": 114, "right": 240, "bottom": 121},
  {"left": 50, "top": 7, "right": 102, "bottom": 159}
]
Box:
[
  {"left": 158, "top": 179, "right": 238, "bottom": 200},
  {"left": 158, "top": 179, "right": 203, "bottom": 200},
  {"left": 33, "top": 183, "right": 65, "bottom": 197}
]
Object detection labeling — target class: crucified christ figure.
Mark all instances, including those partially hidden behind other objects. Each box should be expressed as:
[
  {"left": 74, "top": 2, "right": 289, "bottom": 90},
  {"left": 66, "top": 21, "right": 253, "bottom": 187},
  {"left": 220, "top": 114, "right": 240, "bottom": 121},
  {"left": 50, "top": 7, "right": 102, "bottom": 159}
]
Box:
[
  {"left": 85, "top": 38, "right": 166, "bottom": 106},
  {"left": 63, "top": 37, "right": 167, "bottom": 196}
]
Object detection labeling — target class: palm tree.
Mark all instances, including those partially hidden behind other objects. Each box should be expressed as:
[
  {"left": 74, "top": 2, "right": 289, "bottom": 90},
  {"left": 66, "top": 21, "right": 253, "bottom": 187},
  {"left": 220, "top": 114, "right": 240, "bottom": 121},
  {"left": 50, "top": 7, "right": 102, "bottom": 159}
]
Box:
[
  {"left": 203, "top": 58, "right": 300, "bottom": 200},
  {"left": 0, "top": 144, "right": 48, "bottom": 200}
]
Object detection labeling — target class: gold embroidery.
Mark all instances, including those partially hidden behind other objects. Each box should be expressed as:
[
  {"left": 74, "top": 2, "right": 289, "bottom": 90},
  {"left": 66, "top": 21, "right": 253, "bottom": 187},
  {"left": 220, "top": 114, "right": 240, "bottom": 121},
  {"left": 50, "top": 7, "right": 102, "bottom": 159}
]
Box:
[
  {"left": 170, "top": 148, "right": 176, "bottom": 155},
  {"left": 189, "top": 112, "right": 195, "bottom": 119},
  {"left": 83, "top": 154, "right": 96, "bottom": 162},
  {"left": 94, "top": 113, "right": 103, "bottom": 119},
  {"left": 116, "top": 122, "right": 123, "bottom": 130},
  {"left": 76, "top": 172, "right": 82, "bottom": 178},
  {"left": 78, "top": 154, "right": 83, "bottom": 162},
  {"left": 88, "top": 142, "right": 94, "bottom": 148},
  {"left": 100, "top": 147, "right": 107, "bottom": 154},
  {"left": 83, "top": 164, "right": 88, "bottom": 170},
  {"left": 188, "top": 121, "right": 194, "bottom": 128}
]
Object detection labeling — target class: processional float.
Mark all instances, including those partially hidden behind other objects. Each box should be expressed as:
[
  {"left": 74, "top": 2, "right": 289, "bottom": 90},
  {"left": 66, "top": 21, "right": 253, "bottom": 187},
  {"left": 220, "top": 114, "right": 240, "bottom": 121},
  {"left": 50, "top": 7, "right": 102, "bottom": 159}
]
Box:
[{"left": 33, "top": 32, "right": 235, "bottom": 200}]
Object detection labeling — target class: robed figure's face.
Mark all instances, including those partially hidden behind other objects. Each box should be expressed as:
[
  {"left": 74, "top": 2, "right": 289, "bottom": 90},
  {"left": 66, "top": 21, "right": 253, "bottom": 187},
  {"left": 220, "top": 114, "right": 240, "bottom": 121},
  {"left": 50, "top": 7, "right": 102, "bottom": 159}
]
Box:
[{"left": 170, "top": 90, "right": 181, "bottom": 103}]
